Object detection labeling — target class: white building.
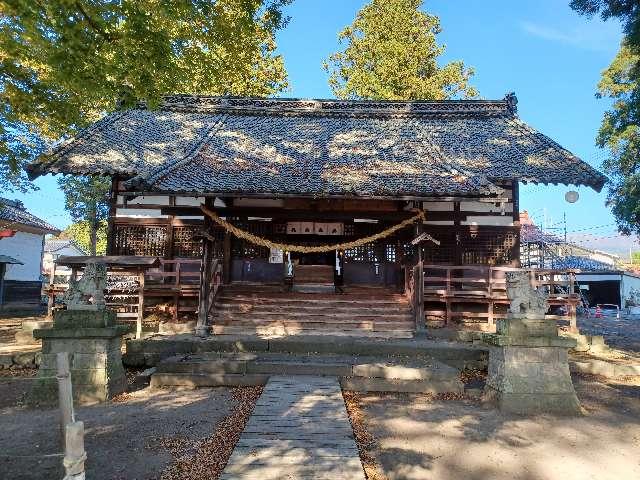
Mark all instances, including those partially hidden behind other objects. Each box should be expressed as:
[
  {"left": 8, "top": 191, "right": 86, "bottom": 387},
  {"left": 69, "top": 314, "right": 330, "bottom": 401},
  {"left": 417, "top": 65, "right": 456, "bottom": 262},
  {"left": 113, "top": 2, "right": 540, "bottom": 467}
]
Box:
[
  {"left": 42, "top": 239, "right": 86, "bottom": 275},
  {"left": 0, "top": 198, "right": 59, "bottom": 307}
]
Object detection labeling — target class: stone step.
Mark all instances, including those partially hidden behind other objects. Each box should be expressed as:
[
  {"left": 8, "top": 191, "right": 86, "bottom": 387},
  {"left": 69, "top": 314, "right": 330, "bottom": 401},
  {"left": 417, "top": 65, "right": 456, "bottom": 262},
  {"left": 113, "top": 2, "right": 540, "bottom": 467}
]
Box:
[
  {"left": 150, "top": 372, "right": 269, "bottom": 388},
  {"left": 125, "top": 335, "right": 489, "bottom": 371},
  {"left": 155, "top": 352, "right": 457, "bottom": 379},
  {"left": 151, "top": 352, "right": 463, "bottom": 393},
  {"left": 211, "top": 325, "right": 415, "bottom": 338}
]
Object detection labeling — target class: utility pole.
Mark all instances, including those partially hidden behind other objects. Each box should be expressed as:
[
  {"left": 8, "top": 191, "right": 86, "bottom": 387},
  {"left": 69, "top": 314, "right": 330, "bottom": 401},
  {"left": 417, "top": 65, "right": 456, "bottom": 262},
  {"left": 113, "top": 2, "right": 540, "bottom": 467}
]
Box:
[{"left": 563, "top": 212, "right": 567, "bottom": 244}]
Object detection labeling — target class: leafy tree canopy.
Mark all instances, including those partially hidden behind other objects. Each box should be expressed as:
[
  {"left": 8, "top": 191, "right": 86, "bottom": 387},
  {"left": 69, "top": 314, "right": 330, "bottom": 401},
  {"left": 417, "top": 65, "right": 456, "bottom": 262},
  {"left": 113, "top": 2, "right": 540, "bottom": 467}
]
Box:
[
  {"left": 595, "top": 46, "right": 640, "bottom": 234},
  {"left": 324, "top": 0, "right": 476, "bottom": 100},
  {"left": 572, "top": 1, "right": 640, "bottom": 234},
  {"left": 570, "top": 0, "right": 640, "bottom": 47},
  {"left": 57, "top": 221, "right": 109, "bottom": 256},
  {"left": 0, "top": 0, "right": 290, "bottom": 192},
  {"left": 57, "top": 176, "right": 111, "bottom": 255}
]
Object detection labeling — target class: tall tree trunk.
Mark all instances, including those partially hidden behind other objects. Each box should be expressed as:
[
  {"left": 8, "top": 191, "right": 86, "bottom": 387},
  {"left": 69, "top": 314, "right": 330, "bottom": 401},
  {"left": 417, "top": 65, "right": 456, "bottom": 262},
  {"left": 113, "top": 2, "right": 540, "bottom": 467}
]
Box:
[
  {"left": 90, "top": 219, "right": 97, "bottom": 256},
  {"left": 89, "top": 204, "right": 97, "bottom": 255}
]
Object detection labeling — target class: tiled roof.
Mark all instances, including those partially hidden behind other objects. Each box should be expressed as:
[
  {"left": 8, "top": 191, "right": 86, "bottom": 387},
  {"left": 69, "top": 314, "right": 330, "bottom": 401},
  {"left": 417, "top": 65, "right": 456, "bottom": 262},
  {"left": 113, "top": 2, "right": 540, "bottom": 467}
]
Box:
[
  {"left": 551, "top": 255, "right": 615, "bottom": 271},
  {"left": 0, "top": 255, "right": 22, "bottom": 265},
  {"left": 44, "top": 239, "right": 86, "bottom": 254},
  {"left": 0, "top": 198, "right": 59, "bottom": 233},
  {"left": 28, "top": 94, "right": 607, "bottom": 198}
]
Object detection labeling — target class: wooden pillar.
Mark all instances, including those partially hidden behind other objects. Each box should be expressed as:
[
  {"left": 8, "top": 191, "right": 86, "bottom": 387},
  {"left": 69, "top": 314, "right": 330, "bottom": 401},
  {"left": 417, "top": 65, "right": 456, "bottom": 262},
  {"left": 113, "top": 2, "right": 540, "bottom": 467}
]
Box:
[
  {"left": 165, "top": 216, "right": 175, "bottom": 260},
  {"left": 415, "top": 204, "right": 425, "bottom": 334},
  {"left": 487, "top": 266, "right": 495, "bottom": 329},
  {"left": 0, "top": 263, "right": 5, "bottom": 309},
  {"left": 47, "top": 262, "right": 56, "bottom": 319},
  {"left": 136, "top": 267, "right": 144, "bottom": 339},
  {"left": 106, "top": 175, "right": 118, "bottom": 255},
  {"left": 196, "top": 238, "right": 212, "bottom": 337},
  {"left": 512, "top": 180, "right": 521, "bottom": 267},
  {"left": 453, "top": 201, "right": 462, "bottom": 264},
  {"left": 222, "top": 231, "right": 231, "bottom": 284}
]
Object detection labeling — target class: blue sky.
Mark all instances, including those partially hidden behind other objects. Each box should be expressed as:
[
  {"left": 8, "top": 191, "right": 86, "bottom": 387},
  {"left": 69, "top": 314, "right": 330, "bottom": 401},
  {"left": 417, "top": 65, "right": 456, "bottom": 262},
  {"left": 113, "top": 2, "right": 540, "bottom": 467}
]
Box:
[{"left": 12, "top": 0, "right": 638, "bottom": 255}]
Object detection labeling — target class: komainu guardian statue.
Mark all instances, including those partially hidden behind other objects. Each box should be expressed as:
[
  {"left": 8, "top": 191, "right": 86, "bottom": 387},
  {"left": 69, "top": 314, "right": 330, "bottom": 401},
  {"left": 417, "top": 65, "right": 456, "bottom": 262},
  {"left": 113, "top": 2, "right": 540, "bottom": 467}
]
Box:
[
  {"left": 63, "top": 260, "right": 107, "bottom": 310},
  {"left": 505, "top": 270, "right": 548, "bottom": 318}
]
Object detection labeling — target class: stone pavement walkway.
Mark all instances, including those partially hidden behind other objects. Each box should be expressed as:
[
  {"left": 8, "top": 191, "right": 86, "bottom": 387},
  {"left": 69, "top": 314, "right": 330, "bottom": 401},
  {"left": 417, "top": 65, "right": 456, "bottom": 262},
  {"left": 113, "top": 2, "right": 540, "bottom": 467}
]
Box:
[{"left": 220, "top": 375, "right": 365, "bottom": 480}]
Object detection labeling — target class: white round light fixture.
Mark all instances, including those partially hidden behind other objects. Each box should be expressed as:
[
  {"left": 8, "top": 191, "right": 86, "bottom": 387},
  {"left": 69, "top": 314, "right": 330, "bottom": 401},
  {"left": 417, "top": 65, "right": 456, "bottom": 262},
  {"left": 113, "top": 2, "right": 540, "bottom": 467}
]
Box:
[{"left": 565, "top": 191, "right": 579, "bottom": 203}]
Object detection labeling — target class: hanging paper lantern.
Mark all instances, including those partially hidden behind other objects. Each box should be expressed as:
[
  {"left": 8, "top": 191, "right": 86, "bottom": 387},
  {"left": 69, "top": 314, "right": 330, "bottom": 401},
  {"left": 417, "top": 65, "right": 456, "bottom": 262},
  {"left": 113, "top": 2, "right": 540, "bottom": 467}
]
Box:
[
  {"left": 0, "top": 230, "right": 16, "bottom": 238},
  {"left": 564, "top": 191, "right": 579, "bottom": 203}
]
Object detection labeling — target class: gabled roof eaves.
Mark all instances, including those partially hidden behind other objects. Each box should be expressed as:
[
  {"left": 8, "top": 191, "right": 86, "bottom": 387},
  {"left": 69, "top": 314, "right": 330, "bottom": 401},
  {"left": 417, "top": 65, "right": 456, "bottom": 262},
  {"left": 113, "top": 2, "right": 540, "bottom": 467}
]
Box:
[
  {"left": 0, "top": 198, "right": 60, "bottom": 234},
  {"left": 27, "top": 95, "right": 608, "bottom": 197}
]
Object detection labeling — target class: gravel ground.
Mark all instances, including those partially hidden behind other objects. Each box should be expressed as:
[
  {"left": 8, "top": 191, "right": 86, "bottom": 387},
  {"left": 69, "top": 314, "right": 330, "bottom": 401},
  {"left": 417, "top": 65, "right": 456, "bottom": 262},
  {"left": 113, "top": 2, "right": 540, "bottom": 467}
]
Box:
[
  {"left": 356, "top": 373, "right": 640, "bottom": 480},
  {"left": 0, "top": 380, "right": 236, "bottom": 480}
]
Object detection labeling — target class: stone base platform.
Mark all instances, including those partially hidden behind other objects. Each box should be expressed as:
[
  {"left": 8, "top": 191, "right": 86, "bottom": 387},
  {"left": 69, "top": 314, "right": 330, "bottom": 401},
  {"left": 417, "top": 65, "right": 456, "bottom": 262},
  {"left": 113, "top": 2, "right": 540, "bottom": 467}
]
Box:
[
  {"left": 124, "top": 334, "right": 489, "bottom": 371},
  {"left": 151, "top": 351, "right": 464, "bottom": 394},
  {"left": 30, "top": 310, "right": 130, "bottom": 405},
  {"left": 483, "top": 333, "right": 581, "bottom": 415}
]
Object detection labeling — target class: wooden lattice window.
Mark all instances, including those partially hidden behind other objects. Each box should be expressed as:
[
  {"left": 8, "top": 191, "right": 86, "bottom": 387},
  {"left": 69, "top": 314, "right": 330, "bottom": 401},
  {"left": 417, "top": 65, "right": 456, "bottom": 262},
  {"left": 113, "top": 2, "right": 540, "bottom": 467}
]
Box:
[
  {"left": 385, "top": 244, "right": 397, "bottom": 262},
  {"left": 231, "top": 221, "right": 271, "bottom": 259},
  {"left": 343, "top": 224, "right": 356, "bottom": 236},
  {"left": 210, "top": 227, "right": 225, "bottom": 259},
  {"left": 459, "top": 228, "right": 517, "bottom": 265},
  {"left": 423, "top": 229, "right": 456, "bottom": 264},
  {"left": 113, "top": 224, "right": 168, "bottom": 256},
  {"left": 172, "top": 226, "right": 203, "bottom": 258}
]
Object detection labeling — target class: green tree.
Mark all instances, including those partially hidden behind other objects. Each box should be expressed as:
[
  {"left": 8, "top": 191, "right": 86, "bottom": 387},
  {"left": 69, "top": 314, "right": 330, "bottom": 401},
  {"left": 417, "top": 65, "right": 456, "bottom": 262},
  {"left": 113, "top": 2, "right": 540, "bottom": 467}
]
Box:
[
  {"left": 323, "top": 0, "right": 476, "bottom": 100},
  {"left": 57, "top": 176, "right": 111, "bottom": 255},
  {"left": 570, "top": 1, "right": 640, "bottom": 47},
  {"left": 57, "top": 221, "right": 109, "bottom": 256},
  {"left": 572, "top": 2, "right": 640, "bottom": 234},
  {"left": 0, "top": 0, "right": 290, "bottom": 191}
]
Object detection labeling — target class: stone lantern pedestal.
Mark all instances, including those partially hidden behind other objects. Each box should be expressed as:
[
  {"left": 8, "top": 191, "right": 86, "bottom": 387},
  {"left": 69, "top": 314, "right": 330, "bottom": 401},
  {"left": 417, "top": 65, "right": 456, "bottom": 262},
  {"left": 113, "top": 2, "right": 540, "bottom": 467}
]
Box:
[
  {"left": 31, "top": 309, "right": 130, "bottom": 405},
  {"left": 482, "top": 272, "right": 582, "bottom": 415}
]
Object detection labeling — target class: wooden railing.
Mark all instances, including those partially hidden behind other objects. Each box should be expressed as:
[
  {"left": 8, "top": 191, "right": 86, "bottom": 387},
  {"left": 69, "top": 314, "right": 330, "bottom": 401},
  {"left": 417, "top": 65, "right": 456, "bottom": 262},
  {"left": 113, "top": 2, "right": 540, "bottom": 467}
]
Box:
[
  {"left": 418, "top": 264, "right": 580, "bottom": 331},
  {"left": 43, "top": 259, "right": 207, "bottom": 334},
  {"left": 145, "top": 259, "right": 201, "bottom": 286}
]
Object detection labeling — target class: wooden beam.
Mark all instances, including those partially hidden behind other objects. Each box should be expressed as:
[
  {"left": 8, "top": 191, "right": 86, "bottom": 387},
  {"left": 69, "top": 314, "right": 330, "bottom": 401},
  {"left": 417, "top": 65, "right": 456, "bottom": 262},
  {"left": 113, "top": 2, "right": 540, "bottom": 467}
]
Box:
[
  {"left": 112, "top": 217, "right": 202, "bottom": 226},
  {"left": 120, "top": 190, "right": 510, "bottom": 202},
  {"left": 160, "top": 206, "right": 418, "bottom": 221}
]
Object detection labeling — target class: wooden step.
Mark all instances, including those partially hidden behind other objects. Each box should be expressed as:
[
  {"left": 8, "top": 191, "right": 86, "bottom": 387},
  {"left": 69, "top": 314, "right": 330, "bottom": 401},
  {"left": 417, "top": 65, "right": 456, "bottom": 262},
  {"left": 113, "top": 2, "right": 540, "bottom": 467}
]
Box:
[
  {"left": 218, "top": 295, "right": 408, "bottom": 305},
  {"left": 214, "top": 311, "right": 412, "bottom": 321},
  {"left": 215, "top": 303, "right": 409, "bottom": 314},
  {"left": 214, "top": 320, "right": 414, "bottom": 330},
  {"left": 211, "top": 325, "right": 415, "bottom": 338}
]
